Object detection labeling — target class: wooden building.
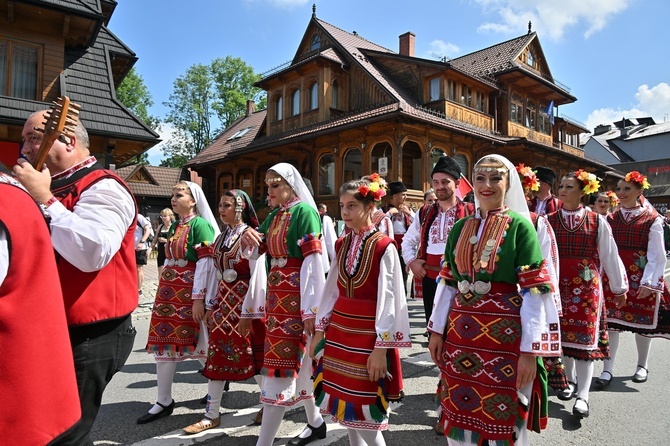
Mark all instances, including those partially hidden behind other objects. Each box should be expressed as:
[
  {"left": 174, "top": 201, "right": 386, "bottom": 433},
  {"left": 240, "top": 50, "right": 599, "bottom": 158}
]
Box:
[
  {"left": 187, "top": 7, "right": 612, "bottom": 217},
  {"left": 0, "top": 0, "right": 159, "bottom": 169}
]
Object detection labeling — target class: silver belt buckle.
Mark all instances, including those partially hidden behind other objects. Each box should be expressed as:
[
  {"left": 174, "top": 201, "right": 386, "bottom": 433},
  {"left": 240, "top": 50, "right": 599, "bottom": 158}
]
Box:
[
  {"left": 458, "top": 280, "right": 491, "bottom": 294},
  {"left": 271, "top": 257, "right": 287, "bottom": 268},
  {"left": 222, "top": 269, "right": 238, "bottom": 283},
  {"left": 216, "top": 270, "right": 223, "bottom": 281},
  {"left": 176, "top": 259, "right": 188, "bottom": 267}
]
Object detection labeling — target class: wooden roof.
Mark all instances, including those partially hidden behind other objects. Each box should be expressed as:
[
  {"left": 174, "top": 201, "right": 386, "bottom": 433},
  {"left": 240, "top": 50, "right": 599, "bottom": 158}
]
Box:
[{"left": 116, "top": 165, "right": 182, "bottom": 198}]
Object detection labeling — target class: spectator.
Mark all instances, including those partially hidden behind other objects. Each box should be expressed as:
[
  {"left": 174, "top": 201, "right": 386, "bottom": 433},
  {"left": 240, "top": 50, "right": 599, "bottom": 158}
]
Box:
[{"left": 135, "top": 213, "right": 152, "bottom": 296}]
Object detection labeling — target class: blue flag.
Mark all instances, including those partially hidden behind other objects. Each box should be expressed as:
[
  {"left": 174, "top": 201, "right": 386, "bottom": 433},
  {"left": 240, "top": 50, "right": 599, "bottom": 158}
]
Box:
[{"left": 545, "top": 100, "right": 555, "bottom": 125}]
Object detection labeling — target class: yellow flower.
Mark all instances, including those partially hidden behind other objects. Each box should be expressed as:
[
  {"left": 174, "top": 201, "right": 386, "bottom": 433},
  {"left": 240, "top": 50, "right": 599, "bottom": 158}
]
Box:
[{"left": 369, "top": 182, "right": 380, "bottom": 193}]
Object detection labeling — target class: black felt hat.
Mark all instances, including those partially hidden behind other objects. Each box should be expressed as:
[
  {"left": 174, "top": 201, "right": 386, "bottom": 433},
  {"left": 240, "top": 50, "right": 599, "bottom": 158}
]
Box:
[
  {"left": 535, "top": 166, "right": 556, "bottom": 185},
  {"left": 432, "top": 156, "right": 462, "bottom": 180},
  {"left": 388, "top": 181, "right": 408, "bottom": 195}
]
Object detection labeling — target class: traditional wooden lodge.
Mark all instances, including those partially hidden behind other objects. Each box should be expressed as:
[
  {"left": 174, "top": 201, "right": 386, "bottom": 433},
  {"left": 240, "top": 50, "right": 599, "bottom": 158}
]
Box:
[
  {"left": 0, "top": 0, "right": 159, "bottom": 168},
  {"left": 187, "top": 6, "right": 611, "bottom": 216}
]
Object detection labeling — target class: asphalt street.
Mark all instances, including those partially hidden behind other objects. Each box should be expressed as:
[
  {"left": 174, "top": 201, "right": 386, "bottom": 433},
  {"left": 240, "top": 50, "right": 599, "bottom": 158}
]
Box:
[{"left": 90, "top": 259, "right": 670, "bottom": 445}]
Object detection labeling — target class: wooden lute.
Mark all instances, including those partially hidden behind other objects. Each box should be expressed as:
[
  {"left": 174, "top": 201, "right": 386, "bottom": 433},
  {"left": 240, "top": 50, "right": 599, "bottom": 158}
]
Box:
[{"left": 32, "top": 96, "right": 81, "bottom": 171}]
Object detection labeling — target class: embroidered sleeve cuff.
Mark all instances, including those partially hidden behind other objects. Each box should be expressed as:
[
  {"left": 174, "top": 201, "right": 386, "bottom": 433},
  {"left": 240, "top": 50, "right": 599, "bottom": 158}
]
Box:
[
  {"left": 241, "top": 304, "right": 265, "bottom": 319},
  {"left": 375, "top": 331, "right": 411, "bottom": 348},
  {"left": 517, "top": 261, "right": 554, "bottom": 293},
  {"left": 298, "top": 233, "right": 322, "bottom": 257},
  {"left": 641, "top": 280, "right": 664, "bottom": 292},
  {"left": 195, "top": 242, "right": 215, "bottom": 259}
]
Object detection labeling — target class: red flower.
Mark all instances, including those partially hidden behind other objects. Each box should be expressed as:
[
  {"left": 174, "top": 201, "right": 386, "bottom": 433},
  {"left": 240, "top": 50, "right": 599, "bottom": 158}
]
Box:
[{"left": 358, "top": 185, "right": 371, "bottom": 197}]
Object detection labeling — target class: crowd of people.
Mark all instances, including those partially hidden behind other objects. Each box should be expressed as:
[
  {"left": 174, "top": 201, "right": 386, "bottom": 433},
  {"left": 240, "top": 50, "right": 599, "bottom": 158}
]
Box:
[{"left": 5, "top": 107, "right": 670, "bottom": 446}]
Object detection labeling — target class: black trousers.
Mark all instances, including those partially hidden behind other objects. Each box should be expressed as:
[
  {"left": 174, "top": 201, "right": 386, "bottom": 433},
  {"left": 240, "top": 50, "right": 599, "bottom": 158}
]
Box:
[
  {"left": 422, "top": 274, "right": 439, "bottom": 327},
  {"left": 53, "top": 315, "right": 136, "bottom": 446}
]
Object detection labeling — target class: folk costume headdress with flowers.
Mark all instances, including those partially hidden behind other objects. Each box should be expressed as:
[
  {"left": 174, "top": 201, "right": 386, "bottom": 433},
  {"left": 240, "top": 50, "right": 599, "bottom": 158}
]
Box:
[
  {"left": 605, "top": 190, "right": 619, "bottom": 207},
  {"left": 358, "top": 173, "right": 387, "bottom": 202},
  {"left": 515, "top": 163, "right": 540, "bottom": 192},
  {"left": 573, "top": 169, "right": 601, "bottom": 195},
  {"left": 624, "top": 171, "right": 651, "bottom": 190}
]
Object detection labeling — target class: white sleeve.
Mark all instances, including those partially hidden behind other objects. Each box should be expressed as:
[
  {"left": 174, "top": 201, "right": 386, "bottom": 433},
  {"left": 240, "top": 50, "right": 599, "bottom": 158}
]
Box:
[
  {"left": 374, "top": 244, "right": 412, "bottom": 348},
  {"left": 640, "top": 216, "right": 666, "bottom": 292},
  {"left": 379, "top": 216, "right": 394, "bottom": 238},
  {"left": 427, "top": 280, "right": 457, "bottom": 335},
  {"left": 315, "top": 259, "right": 340, "bottom": 331},
  {"left": 241, "top": 254, "right": 268, "bottom": 319},
  {"left": 597, "top": 215, "right": 629, "bottom": 295},
  {"left": 300, "top": 252, "right": 326, "bottom": 320},
  {"left": 192, "top": 256, "right": 217, "bottom": 303},
  {"left": 47, "top": 178, "right": 135, "bottom": 272},
  {"left": 322, "top": 216, "right": 337, "bottom": 262},
  {"left": 0, "top": 226, "right": 7, "bottom": 285},
  {"left": 536, "top": 216, "right": 562, "bottom": 315},
  {"left": 401, "top": 212, "right": 422, "bottom": 264}
]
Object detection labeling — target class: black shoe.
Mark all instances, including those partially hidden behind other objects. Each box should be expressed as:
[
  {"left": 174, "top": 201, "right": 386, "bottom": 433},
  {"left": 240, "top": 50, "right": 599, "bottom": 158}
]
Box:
[
  {"left": 594, "top": 371, "right": 612, "bottom": 390},
  {"left": 137, "top": 400, "right": 175, "bottom": 424},
  {"left": 572, "top": 397, "right": 589, "bottom": 418},
  {"left": 632, "top": 365, "right": 648, "bottom": 383},
  {"left": 287, "top": 422, "right": 327, "bottom": 446},
  {"left": 557, "top": 381, "right": 577, "bottom": 401}
]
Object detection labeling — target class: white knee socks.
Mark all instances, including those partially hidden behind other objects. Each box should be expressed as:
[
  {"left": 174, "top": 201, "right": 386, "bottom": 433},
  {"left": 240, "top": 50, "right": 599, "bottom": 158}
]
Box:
[
  {"left": 256, "top": 404, "right": 287, "bottom": 446},
  {"left": 575, "top": 359, "right": 594, "bottom": 402},
  {"left": 635, "top": 334, "right": 652, "bottom": 369},
  {"left": 602, "top": 330, "right": 620, "bottom": 375},
  {"left": 205, "top": 380, "right": 226, "bottom": 419},
  {"left": 150, "top": 361, "right": 177, "bottom": 414}
]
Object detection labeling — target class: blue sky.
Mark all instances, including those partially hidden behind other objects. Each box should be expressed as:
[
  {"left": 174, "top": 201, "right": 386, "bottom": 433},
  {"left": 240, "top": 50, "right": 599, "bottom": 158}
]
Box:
[{"left": 109, "top": 0, "right": 670, "bottom": 165}]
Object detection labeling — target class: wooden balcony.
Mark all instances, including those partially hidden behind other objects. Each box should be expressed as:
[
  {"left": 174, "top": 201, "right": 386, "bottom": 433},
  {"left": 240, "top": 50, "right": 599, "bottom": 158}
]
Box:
[
  {"left": 508, "top": 122, "right": 552, "bottom": 146},
  {"left": 428, "top": 100, "right": 494, "bottom": 132}
]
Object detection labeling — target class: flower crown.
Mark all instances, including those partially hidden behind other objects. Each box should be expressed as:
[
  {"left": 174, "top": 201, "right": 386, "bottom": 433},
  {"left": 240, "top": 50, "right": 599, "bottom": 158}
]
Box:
[
  {"left": 358, "top": 173, "right": 387, "bottom": 202},
  {"left": 605, "top": 190, "right": 619, "bottom": 207},
  {"left": 624, "top": 171, "right": 650, "bottom": 189},
  {"left": 515, "top": 163, "right": 540, "bottom": 192},
  {"left": 574, "top": 169, "right": 601, "bottom": 194}
]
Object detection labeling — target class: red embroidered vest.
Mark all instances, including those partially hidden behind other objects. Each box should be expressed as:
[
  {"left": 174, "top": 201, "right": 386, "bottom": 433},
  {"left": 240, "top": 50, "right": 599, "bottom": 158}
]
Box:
[
  {"left": 51, "top": 167, "right": 138, "bottom": 325},
  {"left": 0, "top": 184, "right": 81, "bottom": 442},
  {"left": 416, "top": 200, "right": 474, "bottom": 260},
  {"left": 607, "top": 209, "right": 655, "bottom": 250},
  {"left": 335, "top": 231, "right": 394, "bottom": 299}
]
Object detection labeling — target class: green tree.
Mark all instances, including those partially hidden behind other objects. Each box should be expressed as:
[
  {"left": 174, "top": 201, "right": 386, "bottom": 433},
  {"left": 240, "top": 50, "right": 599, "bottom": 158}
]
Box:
[
  {"left": 162, "top": 57, "right": 266, "bottom": 168},
  {"left": 116, "top": 68, "right": 160, "bottom": 165},
  {"left": 211, "top": 56, "right": 267, "bottom": 129}
]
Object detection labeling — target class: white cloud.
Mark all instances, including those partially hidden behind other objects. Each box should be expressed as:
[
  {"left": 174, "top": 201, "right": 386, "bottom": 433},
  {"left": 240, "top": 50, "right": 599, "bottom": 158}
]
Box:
[
  {"left": 147, "top": 123, "right": 177, "bottom": 165},
  {"left": 584, "top": 82, "right": 670, "bottom": 133},
  {"left": 472, "top": 0, "right": 631, "bottom": 41},
  {"left": 424, "top": 39, "right": 460, "bottom": 60}
]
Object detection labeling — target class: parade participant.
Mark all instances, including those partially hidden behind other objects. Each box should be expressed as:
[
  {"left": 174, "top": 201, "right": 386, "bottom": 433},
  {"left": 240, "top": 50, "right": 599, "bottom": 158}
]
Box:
[
  {"left": 383, "top": 181, "right": 414, "bottom": 290},
  {"left": 0, "top": 174, "right": 81, "bottom": 445},
  {"left": 424, "top": 189, "right": 437, "bottom": 206},
  {"left": 152, "top": 208, "right": 175, "bottom": 278},
  {"left": 592, "top": 191, "right": 618, "bottom": 216},
  {"left": 527, "top": 166, "right": 560, "bottom": 215},
  {"left": 318, "top": 203, "right": 337, "bottom": 272},
  {"left": 360, "top": 174, "right": 393, "bottom": 237},
  {"left": 410, "top": 188, "right": 439, "bottom": 301},
  {"left": 310, "top": 178, "right": 411, "bottom": 446},
  {"left": 546, "top": 170, "right": 628, "bottom": 419},
  {"left": 138, "top": 181, "right": 220, "bottom": 424},
  {"left": 402, "top": 156, "right": 474, "bottom": 327},
  {"left": 135, "top": 212, "right": 152, "bottom": 297},
  {"left": 428, "top": 154, "right": 556, "bottom": 445},
  {"left": 183, "top": 190, "right": 267, "bottom": 434},
  {"left": 14, "top": 111, "right": 138, "bottom": 445},
  {"left": 240, "top": 163, "right": 327, "bottom": 446},
  {"left": 597, "top": 172, "right": 667, "bottom": 388}
]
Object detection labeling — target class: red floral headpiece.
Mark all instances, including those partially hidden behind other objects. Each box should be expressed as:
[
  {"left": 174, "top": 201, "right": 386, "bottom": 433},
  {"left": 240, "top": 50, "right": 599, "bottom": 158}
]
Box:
[
  {"left": 358, "top": 173, "right": 387, "bottom": 202},
  {"left": 515, "top": 163, "right": 540, "bottom": 192},
  {"left": 624, "top": 171, "right": 650, "bottom": 189}
]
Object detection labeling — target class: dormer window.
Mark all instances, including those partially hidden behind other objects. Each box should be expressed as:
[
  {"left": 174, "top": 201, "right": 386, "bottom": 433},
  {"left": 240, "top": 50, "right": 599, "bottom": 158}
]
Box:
[
  {"left": 429, "top": 78, "right": 440, "bottom": 101},
  {"left": 0, "top": 38, "right": 39, "bottom": 100},
  {"left": 275, "top": 96, "right": 283, "bottom": 121},
  {"left": 309, "top": 82, "right": 318, "bottom": 110},
  {"left": 311, "top": 34, "right": 321, "bottom": 51},
  {"left": 527, "top": 50, "right": 534, "bottom": 67}
]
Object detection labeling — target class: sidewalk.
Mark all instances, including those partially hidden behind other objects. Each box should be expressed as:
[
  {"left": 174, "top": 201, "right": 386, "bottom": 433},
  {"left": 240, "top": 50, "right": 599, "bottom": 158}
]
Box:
[{"left": 134, "top": 256, "right": 160, "bottom": 319}]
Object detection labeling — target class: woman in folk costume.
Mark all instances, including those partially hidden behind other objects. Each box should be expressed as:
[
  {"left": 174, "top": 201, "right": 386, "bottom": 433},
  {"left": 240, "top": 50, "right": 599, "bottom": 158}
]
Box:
[
  {"left": 592, "top": 191, "right": 618, "bottom": 216},
  {"left": 183, "top": 190, "right": 267, "bottom": 434},
  {"left": 597, "top": 171, "right": 669, "bottom": 388},
  {"left": 545, "top": 170, "right": 628, "bottom": 419},
  {"left": 428, "top": 154, "right": 557, "bottom": 446},
  {"left": 138, "top": 181, "right": 220, "bottom": 424},
  {"left": 310, "top": 178, "right": 411, "bottom": 446},
  {"left": 240, "top": 163, "right": 327, "bottom": 446}
]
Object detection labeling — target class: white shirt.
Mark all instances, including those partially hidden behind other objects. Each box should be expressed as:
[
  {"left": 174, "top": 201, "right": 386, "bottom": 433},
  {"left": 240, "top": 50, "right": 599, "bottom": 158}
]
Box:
[
  {"left": 401, "top": 204, "right": 458, "bottom": 264},
  {"left": 320, "top": 214, "right": 337, "bottom": 271}
]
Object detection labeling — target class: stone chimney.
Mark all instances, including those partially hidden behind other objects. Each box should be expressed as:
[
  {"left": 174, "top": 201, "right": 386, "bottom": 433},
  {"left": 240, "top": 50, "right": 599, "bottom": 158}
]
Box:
[
  {"left": 246, "top": 100, "right": 255, "bottom": 117},
  {"left": 399, "top": 32, "right": 415, "bottom": 57}
]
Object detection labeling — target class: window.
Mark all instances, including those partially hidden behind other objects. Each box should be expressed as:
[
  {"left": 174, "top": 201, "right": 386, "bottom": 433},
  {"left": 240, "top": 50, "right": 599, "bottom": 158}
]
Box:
[
  {"left": 311, "top": 34, "right": 321, "bottom": 51},
  {"left": 371, "top": 142, "right": 392, "bottom": 176},
  {"left": 318, "top": 154, "right": 335, "bottom": 195},
  {"left": 343, "top": 148, "right": 362, "bottom": 182},
  {"left": 527, "top": 50, "right": 534, "bottom": 67},
  {"left": 454, "top": 154, "right": 469, "bottom": 179},
  {"left": 291, "top": 89, "right": 300, "bottom": 116},
  {"left": 0, "top": 38, "right": 39, "bottom": 100},
  {"left": 227, "top": 127, "right": 253, "bottom": 141},
  {"left": 526, "top": 99, "right": 536, "bottom": 129},
  {"left": 511, "top": 92, "right": 523, "bottom": 124},
  {"left": 539, "top": 103, "right": 550, "bottom": 134},
  {"left": 460, "top": 83, "right": 467, "bottom": 105},
  {"left": 429, "top": 78, "right": 440, "bottom": 101},
  {"left": 447, "top": 79, "right": 456, "bottom": 101},
  {"left": 466, "top": 86, "right": 472, "bottom": 108},
  {"left": 309, "top": 82, "right": 318, "bottom": 110},
  {"left": 475, "top": 91, "right": 485, "bottom": 112},
  {"left": 275, "top": 96, "right": 283, "bottom": 121},
  {"left": 331, "top": 80, "right": 339, "bottom": 108}
]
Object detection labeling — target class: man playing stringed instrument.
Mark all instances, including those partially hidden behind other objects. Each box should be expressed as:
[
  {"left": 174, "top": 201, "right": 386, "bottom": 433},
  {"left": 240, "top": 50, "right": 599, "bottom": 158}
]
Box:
[{"left": 14, "top": 107, "right": 138, "bottom": 445}]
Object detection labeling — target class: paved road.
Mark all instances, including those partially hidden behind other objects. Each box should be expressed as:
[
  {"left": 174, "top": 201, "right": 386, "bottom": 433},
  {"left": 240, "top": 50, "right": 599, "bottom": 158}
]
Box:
[{"left": 91, "top": 260, "right": 670, "bottom": 445}]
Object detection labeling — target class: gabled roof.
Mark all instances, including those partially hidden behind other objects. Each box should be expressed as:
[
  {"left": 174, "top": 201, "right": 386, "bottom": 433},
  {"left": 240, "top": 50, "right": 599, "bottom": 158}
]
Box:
[
  {"left": 39, "top": 0, "right": 102, "bottom": 16},
  {"left": 116, "top": 165, "right": 182, "bottom": 198},
  {"left": 187, "top": 110, "right": 267, "bottom": 167}
]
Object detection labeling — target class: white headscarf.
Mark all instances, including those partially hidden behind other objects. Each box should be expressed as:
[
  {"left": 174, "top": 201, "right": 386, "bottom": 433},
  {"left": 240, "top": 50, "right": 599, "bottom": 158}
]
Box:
[
  {"left": 473, "top": 154, "right": 531, "bottom": 223},
  {"left": 267, "top": 162, "right": 317, "bottom": 212},
  {"left": 185, "top": 181, "right": 221, "bottom": 237}
]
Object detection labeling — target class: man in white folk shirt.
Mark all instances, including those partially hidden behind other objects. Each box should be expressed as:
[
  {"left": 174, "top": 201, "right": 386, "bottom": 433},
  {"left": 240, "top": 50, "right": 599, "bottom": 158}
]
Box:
[{"left": 14, "top": 110, "right": 138, "bottom": 445}]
